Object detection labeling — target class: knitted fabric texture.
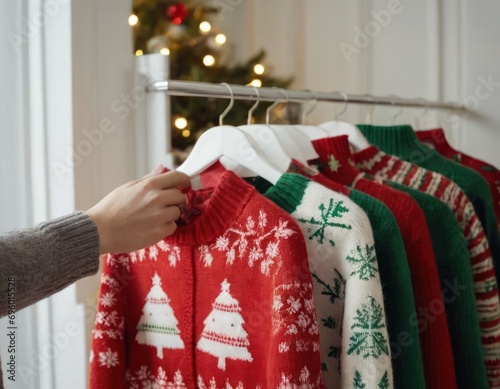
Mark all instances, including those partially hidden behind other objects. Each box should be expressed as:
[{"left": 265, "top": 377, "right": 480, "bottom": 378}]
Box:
[
  {"left": 358, "top": 124, "right": 500, "bottom": 284},
  {"left": 353, "top": 142, "right": 500, "bottom": 387},
  {"left": 89, "top": 171, "right": 324, "bottom": 388},
  {"left": 311, "top": 135, "right": 455, "bottom": 389},
  {"left": 263, "top": 173, "right": 393, "bottom": 389},
  {"left": 0, "top": 211, "right": 100, "bottom": 389},
  {"left": 379, "top": 178, "right": 489, "bottom": 388},
  {"left": 417, "top": 127, "right": 500, "bottom": 232}
]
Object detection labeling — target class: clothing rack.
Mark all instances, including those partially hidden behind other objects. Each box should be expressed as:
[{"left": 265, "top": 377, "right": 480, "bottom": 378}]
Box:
[
  {"left": 148, "top": 80, "right": 465, "bottom": 111},
  {"left": 136, "top": 54, "right": 466, "bottom": 174}
]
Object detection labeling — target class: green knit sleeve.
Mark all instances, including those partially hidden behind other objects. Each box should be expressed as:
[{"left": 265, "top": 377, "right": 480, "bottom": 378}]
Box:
[
  {"left": 388, "top": 182, "right": 488, "bottom": 388},
  {"left": 349, "top": 189, "right": 425, "bottom": 389}
]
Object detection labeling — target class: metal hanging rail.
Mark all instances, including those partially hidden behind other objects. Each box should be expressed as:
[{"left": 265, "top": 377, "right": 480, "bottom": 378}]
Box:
[{"left": 148, "top": 80, "right": 465, "bottom": 111}]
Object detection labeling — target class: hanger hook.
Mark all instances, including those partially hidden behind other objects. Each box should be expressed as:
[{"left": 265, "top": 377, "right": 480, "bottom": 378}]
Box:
[
  {"left": 219, "top": 82, "right": 234, "bottom": 126},
  {"left": 389, "top": 94, "right": 404, "bottom": 125},
  {"left": 266, "top": 87, "right": 288, "bottom": 125},
  {"left": 413, "top": 97, "right": 429, "bottom": 129},
  {"left": 334, "top": 91, "right": 348, "bottom": 121},
  {"left": 247, "top": 87, "right": 260, "bottom": 125},
  {"left": 302, "top": 90, "right": 318, "bottom": 124},
  {"left": 364, "top": 93, "right": 376, "bottom": 124}
]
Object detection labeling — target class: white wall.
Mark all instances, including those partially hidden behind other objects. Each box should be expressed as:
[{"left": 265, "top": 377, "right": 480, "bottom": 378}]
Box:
[{"left": 226, "top": 0, "right": 500, "bottom": 167}]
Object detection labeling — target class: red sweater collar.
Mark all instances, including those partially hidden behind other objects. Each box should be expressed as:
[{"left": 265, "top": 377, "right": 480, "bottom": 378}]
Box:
[
  {"left": 170, "top": 170, "right": 254, "bottom": 245},
  {"left": 312, "top": 135, "right": 362, "bottom": 184},
  {"left": 416, "top": 128, "right": 456, "bottom": 158}
]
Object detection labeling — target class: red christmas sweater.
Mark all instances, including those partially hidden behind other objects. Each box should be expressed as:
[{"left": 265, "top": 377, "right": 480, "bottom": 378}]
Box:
[
  {"left": 311, "top": 136, "right": 456, "bottom": 389},
  {"left": 89, "top": 170, "right": 324, "bottom": 388},
  {"left": 417, "top": 128, "right": 500, "bottom": 231}
]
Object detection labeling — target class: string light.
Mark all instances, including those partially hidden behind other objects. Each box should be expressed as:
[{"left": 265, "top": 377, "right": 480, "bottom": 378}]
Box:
[
  {"left": 174, "top": 117, "right": 188, "bottom": 129},
  {"left": 215, "top": 34, "right": 227, "bottom": 45},
  {"left": 203, "top": 54, "right": 215, "bottom": 67},
  {"left": 253, "top": 64, "right": 265, "bottom": 75},
  {"left": 160, "top": 48, "right": 170, "bottom": 56},
  {"left": 199, "top": 21, "right": 212, "bottom": 33},
  {"left": 128, "top": 14, "right": 139, "bottom": 26},
  {"left": 135, "top": 49, "right": 143, "bottom": 56},
  {"left": 250, "top": 79, "right": 262, "bottom": 88},
  {"left": 182, "top": 129, "right": 191, "bottom": 138}
]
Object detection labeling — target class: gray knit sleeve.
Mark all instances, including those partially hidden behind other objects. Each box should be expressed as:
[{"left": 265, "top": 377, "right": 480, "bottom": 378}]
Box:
[{"left": 0, "top": 211, "right": 100, "bottom": 318}]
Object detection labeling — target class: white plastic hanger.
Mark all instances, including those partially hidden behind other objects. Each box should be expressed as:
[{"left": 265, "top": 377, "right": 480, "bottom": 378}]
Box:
[
  {"left": 364, "top": 94, "right": 376, "bottom": 124},
  {"left": 262, "top": 89, "right": 319, "bottom": 164},
  {"left": 319, "top": 91, "right": 371, "bottom": 151},
  {"left": 176, "top": 83, "right": 283, "bottom": 184},
  {"left": 287, "top": 90, "right": 330, "bottom": 141},
  {"left": 237, "top": 88, "right": 292, "bottom": 173}
]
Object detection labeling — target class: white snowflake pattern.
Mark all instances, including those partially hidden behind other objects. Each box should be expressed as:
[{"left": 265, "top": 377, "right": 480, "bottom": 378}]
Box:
[
  {"left": 273, "top": 295, "right": 284, "bottom": 311},
  {"left": 168, "top": 246, "right": 181, "bottom": 267},
  {"left": 93, "top": 329, "right": 104, "bottom": 339},
  {"left": 116, "top": 255, "right": 130, "bottom": 271},
  {"left": 258, "top": 210, "right": 267, "bottom": 228},
  {"left": 100, "top": 292, "right": 116, "bottom": 307},
  {"left": 297, "top": 311, "right": 311, "bottom": 329},
  {"left": 98, "top": 348, "right": 119, "bottom": 368},
  {"left": 201, "top": 213, "right": 296, "bottom": 276},
  {"left": 126, "top": 367, "right": 186, "bottom": 388},
  {"left": 100, "top": 274, "right": 119, "bottom": 290},
  {"left": 137, "top": 248, "right": 147, "bottom": 262},
  {"left": 130, "top": 251, "right": 138, "bottom": 263},
  {"left": 286, "top": 296, "right": 302, "bottom": 314},
  {"left": 199, "top": 245, "right": 214, "bottom": 267},
  {"left": 215, "top": 236, "right": 229, "bottom": 251},
  {"left": 272, "top": 283, "right": 319, "bottom": 354},
  {"left": 197, "top": 376, "right": 245, "bottom": 389},
  {"left": 149, "top": 245, "right": 158, "bottom": 261},
  {"left": 278, "top": 342, "right": 290, "bottom": 353},
  {"left": 95, "top": 312, "right": 106, "bottom": 325}
]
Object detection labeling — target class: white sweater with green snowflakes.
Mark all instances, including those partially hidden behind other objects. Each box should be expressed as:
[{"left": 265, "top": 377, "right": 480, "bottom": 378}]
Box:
[{"left": 264, "top": 173, "right": 393, "bottom": 389}]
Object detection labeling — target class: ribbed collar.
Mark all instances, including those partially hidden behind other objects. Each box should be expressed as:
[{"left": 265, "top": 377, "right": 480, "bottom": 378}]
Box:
[
  {"left": 312, "top": 135, "right": 361, "bottom": 184},
  {"left": 356, "top": 124, "right": 435, "bottom": 163},
  {"left": 172, "top": 170, "right": 254, "bottom": 245},
  {"left": 352, "top": 144, "right": 383, "bottom": 164},
  {"left": 264, "top": 173, "right": 309, "bottom": 214},
  {"left": 416, "top": 128, "right": 456, "bottom": 157}
]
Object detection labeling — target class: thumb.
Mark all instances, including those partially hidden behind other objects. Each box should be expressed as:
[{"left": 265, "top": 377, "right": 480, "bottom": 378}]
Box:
[{"left": 121, "top": 164, "right": 166, "bottom": 188}]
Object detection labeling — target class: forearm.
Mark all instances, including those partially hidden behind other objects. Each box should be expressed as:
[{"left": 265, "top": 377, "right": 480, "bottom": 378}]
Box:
[{"left": 0, "top": 212, "right": 100, "bottom": 317}]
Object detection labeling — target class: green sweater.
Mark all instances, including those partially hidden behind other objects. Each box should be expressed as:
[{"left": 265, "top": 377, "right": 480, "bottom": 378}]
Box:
[
  {"left": 357, "top": 124, "right": 500, "bottom": 281},
  {"left": 386, "top": 180, "right": 488, "bottom": 388},
  {"left": 348, "top": 189, "right": 425, "bottom": 389},
  {"left": 251, "top": 175, "right": 425, "bottom": 388}
]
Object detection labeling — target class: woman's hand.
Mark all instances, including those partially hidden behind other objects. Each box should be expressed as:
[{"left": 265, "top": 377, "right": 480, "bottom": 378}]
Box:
[{"left": 86, "top": 165, "right": 190, "bottom": 254}]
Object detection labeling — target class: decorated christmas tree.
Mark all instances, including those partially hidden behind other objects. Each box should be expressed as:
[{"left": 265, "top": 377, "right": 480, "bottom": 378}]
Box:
[
  {"left": 130, "top": 0, "right": 294, "bottom": 157},
  {"left": 135, "top": 272, "right": 185, "bottom": 358},
  {"left": 197, "top": 279, "right": 253, "bottom": 370}
]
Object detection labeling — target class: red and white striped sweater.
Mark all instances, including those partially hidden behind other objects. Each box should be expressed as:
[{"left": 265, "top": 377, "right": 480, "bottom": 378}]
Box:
[{"left": 354, "top": 145, "right": 500, "bottom": 387}]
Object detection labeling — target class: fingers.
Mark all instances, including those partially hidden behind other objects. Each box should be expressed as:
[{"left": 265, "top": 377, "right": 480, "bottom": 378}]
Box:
[
  {"left": 121, "top": 165, "right": 166, "bottom": 188},
  {"left": 163, "top": 221, "right": 178, "bottom": 237},
  {"left": 163, "top": 205, "right": 182, "bottom": 223},
  {"left": 151, "top": 171, "right": 191, "bottom": 190},
  {"left": 161, "top": 189, "right": 187, "bottom": 206}
]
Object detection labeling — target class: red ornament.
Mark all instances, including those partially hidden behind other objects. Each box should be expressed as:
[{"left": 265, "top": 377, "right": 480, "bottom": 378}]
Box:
[{"left": 167, "top": 3, "right": 188, "bottom": 25}]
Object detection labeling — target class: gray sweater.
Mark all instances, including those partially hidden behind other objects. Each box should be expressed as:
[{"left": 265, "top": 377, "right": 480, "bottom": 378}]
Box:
[{"left": 0, "top": 211, "right": 100, "bottom": 387}]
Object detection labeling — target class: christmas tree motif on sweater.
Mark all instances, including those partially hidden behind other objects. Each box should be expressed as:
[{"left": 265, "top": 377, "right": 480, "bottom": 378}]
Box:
[
  {"left": 197, "top": 279, "right": 253, "bottom": 371},
  {"left": 298, "top": 198, "right": 352, "bottom": 247},
  {"left": 135, "top": 272, "right": 184, "bottom": 359},
  {"left": 378, "top": 371, "right": 389, "bottom": 389},
  {"left": 353, "top": 370, "right": 366, "bottom": 388},
  {"left": 347, "top": 296, "right": 389, "bottom": 359},
  {"left": 346, "top": 244, "right": 378, "bottom": 281}
]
